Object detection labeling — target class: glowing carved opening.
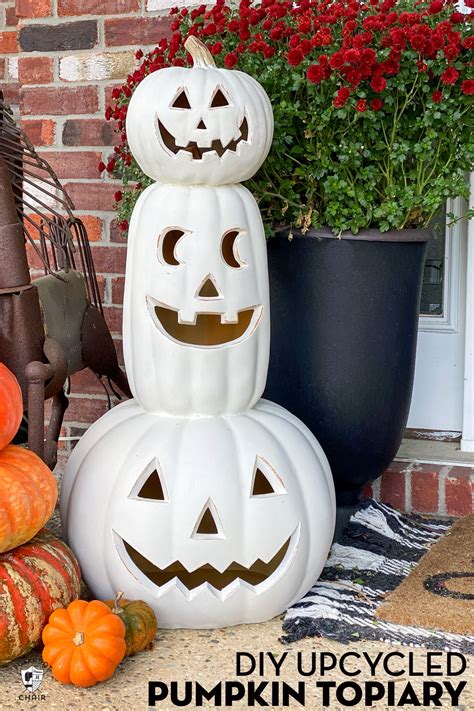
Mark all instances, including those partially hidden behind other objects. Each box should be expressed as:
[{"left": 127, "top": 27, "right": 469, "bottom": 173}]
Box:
[{"left": 122, "top": 537, "right": 291, "bottom": 590}]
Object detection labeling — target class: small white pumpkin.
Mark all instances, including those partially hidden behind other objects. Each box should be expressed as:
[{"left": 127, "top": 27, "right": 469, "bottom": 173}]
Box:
[
  {"left": 123, "top": 182, "right": 270, "bottom": 415},
  {"left": 61, "top": 398, "right": 335, "bottom": 629},
  {"left": 126, "top": 36, "right": 274, "bottom": 185}
]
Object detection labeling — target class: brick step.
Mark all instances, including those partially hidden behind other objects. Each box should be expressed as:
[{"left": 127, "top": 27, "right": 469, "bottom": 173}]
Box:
[{"left": 364, "top": 461, "right": 473, "bottom": 517}]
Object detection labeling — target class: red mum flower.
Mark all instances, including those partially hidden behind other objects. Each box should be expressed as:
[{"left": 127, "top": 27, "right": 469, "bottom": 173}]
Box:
[
  {"left": 333, "top": 86, "right": 351, "bottom": 108},
  {"left": 224, "top": 52, "right": 238, "bottom": 68},
  {"left": 370, "top": 98, "right": 383, "bottom": 110},
  {"left": 428, "top": 0, "right": 444, "bottom": 14},
  {"left": 355, "top": 99, "right": 367, "bottom": 112},
  {"left": 287, "top": 48, "right": 304, "bottom": 66},
  {"left": 307, "top": 64, "right": 324, "bottom": 83},
  {"left": 432, "top": 90, "right": 443, "bottom": 103},
  {"left": 441, "top": 67, "right": 459, "bottom": 85},
  {"left": 461, "top": 79, "right": 474, "bottom": 95},
  {"left": 443, "top": 44, "right": 460, "bottom": 61},
  {"left": 98, "top": 161, "right": 106, "bottom": 173},
  {"left": 370, "top": 75, "right": 386, "bottom": 93},
  {"left": 114, "top": 191, "right": 123, "bottom": 202},
  {"left": 449, "top": 11, "right": 464, "bottom": 23},
  {"left": 329, "top": 51, "right": 345, "bottom": 69},
  {"left": 462, "top": 36, "right": 474, "bottom": 50},
  {"left": 119, "top": 220, "right": 129, "bottom": 233},
  {"left": 269, "top": 26, "right": 284, "bottom": 40}
]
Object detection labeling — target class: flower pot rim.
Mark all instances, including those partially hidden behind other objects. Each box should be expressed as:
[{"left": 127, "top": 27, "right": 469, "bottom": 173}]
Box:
[{"left": 274, "top": 226, "right": 432, "bottom": 243}]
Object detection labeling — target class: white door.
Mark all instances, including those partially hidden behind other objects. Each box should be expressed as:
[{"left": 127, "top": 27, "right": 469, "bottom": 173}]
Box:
[{"left": 407, "top": 197, "right": 468, "bottom": 433}]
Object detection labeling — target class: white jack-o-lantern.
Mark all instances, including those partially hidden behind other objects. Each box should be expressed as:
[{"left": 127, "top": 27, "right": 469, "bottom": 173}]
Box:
[
  {"left": 123, "top": 182, "right": 270, "bottom": 415},
  {"left": 126, "top": 37, "right": 273, "bottom": 186},
  {"left": 61, "top": 399, "right": 335, "bottom": 629}
]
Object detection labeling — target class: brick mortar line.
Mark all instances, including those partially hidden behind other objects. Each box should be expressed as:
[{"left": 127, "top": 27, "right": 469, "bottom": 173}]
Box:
[
  {"left": 16, "top": 45, "right": 157, "bottom": 57},
  {"left": 404, "top": 462, "right": 415, "bottom": 513},
  {"left": 18, "top": 13, "right": 145, "bottom": 24},
  {"left": 438, "top": 465, "right": 451, "bottom": 515}
]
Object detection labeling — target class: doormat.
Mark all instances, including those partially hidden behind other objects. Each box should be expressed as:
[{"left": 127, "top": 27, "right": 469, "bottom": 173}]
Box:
[
  {"left": 376, "top": 514, "right": 473, "bottom": 636},
  {"left": 282, "top": 500, "right": 474, "bottom": 654}
]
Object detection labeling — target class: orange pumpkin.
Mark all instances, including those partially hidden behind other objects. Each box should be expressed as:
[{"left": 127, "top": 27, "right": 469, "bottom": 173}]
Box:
[
  {"left": 0, "top": 364, "right": 22, "bottom": 450},
  {"left": 42, "top": 599, "right": 126, "bottom": 687},
  {"left": 0, "top": 445, "right": 58, "bottom": 553},
  {"left": 0, "top": 530, "right": 81, "bottom": 664}
]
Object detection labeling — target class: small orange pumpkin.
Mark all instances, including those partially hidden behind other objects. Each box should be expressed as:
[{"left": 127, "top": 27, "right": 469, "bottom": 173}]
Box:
[
  {"left": 42, "top": 599, "right": 126, "bottom": 687},
  {"left": 0, "top": 364, "right": 22, "bottom": 450},
  {"left": 0, "top": 445, "right": 58, "bottom": 553},
  {"left": 104, "top": 592, "right": 157, "bottom": 656}
]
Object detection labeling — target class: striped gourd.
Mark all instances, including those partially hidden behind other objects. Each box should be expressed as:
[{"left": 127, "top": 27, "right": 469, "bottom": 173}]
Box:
[{"left": 0, "top": 529, "right": 81, "bottom": 664}]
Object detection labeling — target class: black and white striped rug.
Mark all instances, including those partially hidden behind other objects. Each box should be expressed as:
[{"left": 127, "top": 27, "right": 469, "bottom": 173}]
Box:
[{"left": 283, "top": 499, "right": 474, "bottom": 654}]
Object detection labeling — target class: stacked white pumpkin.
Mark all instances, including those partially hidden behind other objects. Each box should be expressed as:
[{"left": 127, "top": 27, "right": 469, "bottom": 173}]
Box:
[{"left": 61, "top": 38, "right": 335, "bottom": 628}]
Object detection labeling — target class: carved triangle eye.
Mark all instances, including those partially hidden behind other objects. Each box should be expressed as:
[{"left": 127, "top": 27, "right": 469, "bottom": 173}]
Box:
[
  {"left": 137, "top": 470, "right": 166, "bottom": 500},
  {"left": 251, "top": 457, "right": 286, "bottom": 497},
  {"left": 252, "top": 468, "right": 275, "bottom": 496},
  {"left": 172, "top": 89, "right": 191, "bottom": 109},
  {"left": 131, "top": 461, "right": 168, "bottom": 501},
  {"left": 210, "top": 88, "right": 229, "bottom": 108}
]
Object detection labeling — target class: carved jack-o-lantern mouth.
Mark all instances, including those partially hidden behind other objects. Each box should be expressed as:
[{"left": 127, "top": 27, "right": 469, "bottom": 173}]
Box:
[
  {"left": 146, "top": 296, "right": 263, "bottom": 348},
  {"left": 120, "top": 535, "right": 292, "bottom": 592},
  {"left": 157, "top": 117, "right": 249, "bottom": 161}
]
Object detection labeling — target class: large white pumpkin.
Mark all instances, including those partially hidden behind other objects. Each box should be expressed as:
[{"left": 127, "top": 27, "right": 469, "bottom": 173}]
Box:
[
  {"left": 61, "top": 399, "right": 335, "bottom": 629},
  {"left": 126, "top": 37, "right": 274, "bottom": 185},
  {"left": 123, "top": 182, "right": 270, "bottom": 415}
]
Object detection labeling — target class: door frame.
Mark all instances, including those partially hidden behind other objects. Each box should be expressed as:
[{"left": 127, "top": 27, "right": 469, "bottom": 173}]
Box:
[{"left": 461, "top": 172, "right": 474, "bottom": 452}]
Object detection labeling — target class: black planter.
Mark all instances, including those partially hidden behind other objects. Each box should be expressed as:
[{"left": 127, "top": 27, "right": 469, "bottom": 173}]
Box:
[{"left": 264, "top": 228, "right": 430, "bottom": 506}]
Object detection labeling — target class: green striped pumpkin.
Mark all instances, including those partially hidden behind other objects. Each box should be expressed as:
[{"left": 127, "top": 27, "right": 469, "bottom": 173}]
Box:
[
  {"left": 104, "top": 593, "right": 157, "bottom": 657},
  {"left": 0, "top": 529, "right": 81, "bottom": 664}
]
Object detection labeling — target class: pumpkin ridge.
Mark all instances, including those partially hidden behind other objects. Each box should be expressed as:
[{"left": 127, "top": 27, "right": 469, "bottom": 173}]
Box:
[
  {"left": 17, "top": 541, "right": 80, "bottom": 598},
  {"left": 87, "top": 614, "right": 125, "bottom": 638},
  {"left": 69, "top": 646, "right": 98, "bottom": 687},
  {"left": 80, "top": 644, "right": 117, "bottom": 682},
  {"left": 3, "top": 555, "right": 54, "bottom": 620},
  {"left": 0, "top": 563, "right": 32, "bottom": 651}
]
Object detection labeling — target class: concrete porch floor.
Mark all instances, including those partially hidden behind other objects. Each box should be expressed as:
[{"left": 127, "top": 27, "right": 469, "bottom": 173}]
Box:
[{"left": 1, "top": 616, "right": 472, "bottom": 711}]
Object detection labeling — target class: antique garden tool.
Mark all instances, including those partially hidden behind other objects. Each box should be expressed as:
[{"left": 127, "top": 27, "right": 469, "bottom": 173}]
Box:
[{"left": 0, "top": 93, "right": 130, "bottom": 468}]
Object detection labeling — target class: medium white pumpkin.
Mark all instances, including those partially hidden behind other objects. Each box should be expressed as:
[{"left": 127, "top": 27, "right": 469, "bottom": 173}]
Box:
[
  {"left": 61, "top": 398, "right": 335, "bottom": 629},
  {"left": 123, "top": 182, "right": 270, "bottom": 415},
  {"left": 126, "top": 37, "right": 274, "bottom": 186}
]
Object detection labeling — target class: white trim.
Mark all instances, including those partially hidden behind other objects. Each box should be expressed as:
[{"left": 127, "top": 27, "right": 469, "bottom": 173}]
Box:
[
  {"left": 461, "top": 173, "right": 474, "bottom": 452},
  {"left": 418, "top": 197, "right": 465, "bottom": 334}
]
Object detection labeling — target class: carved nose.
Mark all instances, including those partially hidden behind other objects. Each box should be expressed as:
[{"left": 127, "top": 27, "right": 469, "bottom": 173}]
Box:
[
  {"left": 197, "top": 275, "right": 220, "bottom": 299},
  {"left": 193, "top": 500, "right": 222, "bottom": 538},
  {"left": 196, "top": 119, "right": 207, "bottom": 129},
  {"left": 196, "top": 506, "right": 218, "bottom": 535}
]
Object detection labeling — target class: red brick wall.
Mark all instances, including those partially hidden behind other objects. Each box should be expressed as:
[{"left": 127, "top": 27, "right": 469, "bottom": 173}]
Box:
[{"left": 0, "top": 0, "right": 174, "bottom": 454}]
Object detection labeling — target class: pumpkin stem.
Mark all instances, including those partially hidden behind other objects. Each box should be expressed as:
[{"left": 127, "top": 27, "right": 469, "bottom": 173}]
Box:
[
  {"left": 184, "top": 36, "right": 217, "bottom": 69},
  {"left": 112, "top": 591, "right": 125, "bottom": 614},
  {"left": 73, "top": 631, "right": 84, "bottom": 646}
]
